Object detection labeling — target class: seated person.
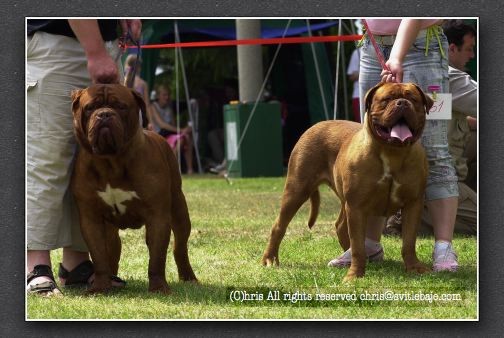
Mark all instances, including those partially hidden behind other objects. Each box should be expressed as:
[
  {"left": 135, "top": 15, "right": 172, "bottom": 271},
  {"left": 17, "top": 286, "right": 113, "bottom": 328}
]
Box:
[
  {"left": 150, "top": 84, "right": 194, "bottom": 174},
  {"left": 124, "top": 54, "right": 152, "bottom": 129}
]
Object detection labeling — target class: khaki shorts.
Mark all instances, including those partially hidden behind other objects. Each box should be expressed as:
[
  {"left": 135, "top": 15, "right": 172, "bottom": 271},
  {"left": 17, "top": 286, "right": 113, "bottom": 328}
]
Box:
[{"left": 26, "top": 31, "right": 121, "bottom": 251}]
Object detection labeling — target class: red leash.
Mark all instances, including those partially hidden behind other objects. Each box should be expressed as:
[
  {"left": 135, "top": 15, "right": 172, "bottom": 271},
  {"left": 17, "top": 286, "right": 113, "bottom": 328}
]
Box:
[
  {"left": 362, "top": 19, "right": 391, "bottom": 72},
  {"left": 128, "top": 34, "right": 363, "bottom": 49}
]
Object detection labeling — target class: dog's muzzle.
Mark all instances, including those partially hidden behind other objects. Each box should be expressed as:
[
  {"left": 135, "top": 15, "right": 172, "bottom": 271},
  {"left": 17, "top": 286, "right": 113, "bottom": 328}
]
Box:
[
  {"left": 372, "top": 99, "right": 423, "bottom": 145},
  {"left": 89, "top": 108, "right": 123, "bottom": 155}
]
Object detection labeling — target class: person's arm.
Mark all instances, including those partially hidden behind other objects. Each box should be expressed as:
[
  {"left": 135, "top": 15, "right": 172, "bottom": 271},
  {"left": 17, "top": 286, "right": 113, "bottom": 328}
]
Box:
[
  {"left": 141, "top": 80, "right": 150, "bottom": 109},
  {"left": 382, "top": 19, "right": 423, "bottom": 83},
  {"left": 68, "top": 19, "right": 119, "bottom": 84},
  {"left": 150, "top": 105, "right": 178, "bottom": 132},
  {"left": 348, "top": 72, "right": 359, "bottom": 82},
  {"left": 467, "top": 116, "right": 477, "bottom": 130},
  {"left": 141, "top": 80, "right": 155, "bottom": 130},
  {"left": 449, "top": 67, "right": 477, "bottom": 117},
  {"left": 347, "top": 49, "right": 360, "bottom": 82}
]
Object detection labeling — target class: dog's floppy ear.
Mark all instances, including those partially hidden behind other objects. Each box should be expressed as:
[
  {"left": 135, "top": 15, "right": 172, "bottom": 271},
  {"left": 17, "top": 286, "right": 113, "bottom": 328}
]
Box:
[
  {"left": 412, "top": 84, "right": 434, "bottom": 115},
  {"left": 129, "top": 88, "right": 147, "bottom": 125},
  {"left": 70, "top": 89, "right": 93, "bottom": 153},
  {"left": 364, "top": 82, "right": 384, "bottom": 114},
  {"left": 71, "top": 89, "right": 84, "bottom": 116}
]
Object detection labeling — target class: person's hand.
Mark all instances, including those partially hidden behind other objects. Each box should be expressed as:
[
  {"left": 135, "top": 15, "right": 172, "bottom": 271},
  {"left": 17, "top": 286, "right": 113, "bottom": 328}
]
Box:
[
  {"left": 87, "top": 51, "right": 120, "bottom": 84},
  {"left": 381, "top": 57, "right": 403, "bottom": 83},
  {"left": 68, "top": 19, "right": 120, "bottom": 84},
  {"left": 467, "top": 116, "right": 477, "bottom": 131},
  {"left": 120, "top": 19, "right": 142, "bottom": 41}
]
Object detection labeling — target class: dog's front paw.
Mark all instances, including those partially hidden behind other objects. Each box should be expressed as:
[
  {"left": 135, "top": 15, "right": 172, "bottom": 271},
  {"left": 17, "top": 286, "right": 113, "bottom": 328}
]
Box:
[
  {"left": 148, "top": 278, "right": 171, "bottom": 295},
  {"left": 405, "top": 261, "right": 430, "bottom": 274},
  {"left": 261, "top": 253, "right": 279, "bottom": 267},
  {"left": 86, "top": 276, "right": 112, "bottom": 294},
  {"left": 342, "top": 267, "right": 365, "bottom": 282},
  {"left": 179, "top": 269, "right": 198, "bottom": 282}
]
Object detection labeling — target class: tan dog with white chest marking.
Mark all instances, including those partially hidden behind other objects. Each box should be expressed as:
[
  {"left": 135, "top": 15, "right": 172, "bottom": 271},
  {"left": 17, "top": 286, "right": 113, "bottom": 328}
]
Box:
[
  {"left": 71, "top": 84, "right": 197, "bottom": 293},
  {"left": 262, "top": 82, "right": 433, "bottom": 281}
]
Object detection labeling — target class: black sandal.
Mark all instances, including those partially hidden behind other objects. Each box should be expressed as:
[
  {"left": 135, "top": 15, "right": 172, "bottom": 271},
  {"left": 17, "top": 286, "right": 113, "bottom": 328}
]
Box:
[
  {"left": 27, "top": 265, "right": 61, "bottom": 295},
  {"left": 58, "top": 260, "right": 94, "bottom": 286},
  {"left": 58, "top": 260, "right": 127, "bottom": 287}
]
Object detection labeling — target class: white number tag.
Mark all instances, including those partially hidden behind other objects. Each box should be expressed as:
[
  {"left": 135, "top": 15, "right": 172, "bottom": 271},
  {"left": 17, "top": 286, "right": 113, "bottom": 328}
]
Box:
[{"left": 426, "top": 93, "right": 452, "bottom": 120}]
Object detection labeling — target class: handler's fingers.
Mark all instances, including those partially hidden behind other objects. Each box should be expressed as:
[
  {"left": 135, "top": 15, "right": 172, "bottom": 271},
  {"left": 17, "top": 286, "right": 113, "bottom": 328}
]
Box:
[
  {"left": 380, "top": 69, "right": 391, "bottom": 77},
  {"left": 128, "top": 20, "right": 142, "bottom": 41},
  {"left": 380, "top": 69, "right": 392, "bottom": 82},
  {"left": 394, "top": 71, "right": 403, "bottom": 83},
  {"left": 119, "top": 19, "right": 142, "bottom": 41},
  {"left": 380, "top": 73, "right": 393, "bottom": 83},
  {"left": 119, "top": 20, "right": 128, "bottom": 35}
]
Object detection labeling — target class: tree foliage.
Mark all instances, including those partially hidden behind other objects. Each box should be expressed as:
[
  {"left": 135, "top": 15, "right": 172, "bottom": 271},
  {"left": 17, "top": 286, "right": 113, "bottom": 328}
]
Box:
[{"left": 157, "top": 46, "right": 238, "bottom": 98}]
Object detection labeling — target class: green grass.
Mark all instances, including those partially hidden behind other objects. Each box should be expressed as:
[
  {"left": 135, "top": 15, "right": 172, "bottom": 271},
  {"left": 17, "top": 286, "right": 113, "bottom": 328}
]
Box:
[{"left": 27, "top": 175, "right": 477, "bottom": 320}]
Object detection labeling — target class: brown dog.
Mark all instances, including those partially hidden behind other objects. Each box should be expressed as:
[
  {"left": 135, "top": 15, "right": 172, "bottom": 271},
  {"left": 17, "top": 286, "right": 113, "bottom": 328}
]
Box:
[
  {"left": 262, "top": 82, "right": 433, "bottom": 281},
  {"left": 71, "top": 84, "right": 197, "bottom": 293}
]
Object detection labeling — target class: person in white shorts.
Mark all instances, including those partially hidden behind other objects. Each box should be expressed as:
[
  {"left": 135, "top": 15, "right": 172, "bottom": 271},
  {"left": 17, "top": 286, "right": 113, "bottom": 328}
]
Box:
[{"left": 26, "top": 19, "right": 141, "bottom": 296}]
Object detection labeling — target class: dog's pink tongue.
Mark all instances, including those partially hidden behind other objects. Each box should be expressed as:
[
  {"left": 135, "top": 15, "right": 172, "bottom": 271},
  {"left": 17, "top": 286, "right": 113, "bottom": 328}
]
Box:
[{"left": 390, "top": 122, "right": 412, "bottom": 142}]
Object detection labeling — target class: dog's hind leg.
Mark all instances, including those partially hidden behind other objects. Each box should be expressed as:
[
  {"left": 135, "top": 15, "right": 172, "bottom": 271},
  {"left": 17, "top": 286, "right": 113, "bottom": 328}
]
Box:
[
  {"left": 262, "top": 182, "right": 312, "bottom": 266},
  {"left": 307, "top": 189, "right": 320, "bottom": 229},
  {"left": 171, "top": 191, "right": 197, "bottom": 282},
  {"left": 335, "top": 202, "right": 350, "bottom": 251}
]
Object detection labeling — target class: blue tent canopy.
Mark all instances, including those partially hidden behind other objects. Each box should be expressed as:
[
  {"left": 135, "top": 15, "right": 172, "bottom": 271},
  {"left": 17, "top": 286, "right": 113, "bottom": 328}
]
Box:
[{"left": 191, "top": 21, "right": 339, "bottom": 39}]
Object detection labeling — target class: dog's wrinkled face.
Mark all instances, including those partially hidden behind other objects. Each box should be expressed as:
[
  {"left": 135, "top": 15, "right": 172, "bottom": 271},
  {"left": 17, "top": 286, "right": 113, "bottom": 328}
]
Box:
[
  {"left": 365, "top": 82, "right": 433, "bottom": 146},
  {"left": 71, "top": 84, "right": 146, "bottom": 156}
]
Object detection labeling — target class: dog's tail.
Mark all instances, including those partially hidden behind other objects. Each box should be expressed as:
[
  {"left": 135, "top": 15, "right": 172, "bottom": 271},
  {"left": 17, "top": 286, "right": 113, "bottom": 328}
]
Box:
[{"left": 308, "top": 189, "right": 320, "bottom": 229}]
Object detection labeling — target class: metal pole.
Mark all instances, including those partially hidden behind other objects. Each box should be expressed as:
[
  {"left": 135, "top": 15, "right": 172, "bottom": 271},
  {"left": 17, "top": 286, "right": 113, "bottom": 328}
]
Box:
[
  {"left": 225, "top": 19, "right": 291, "bottom": 184},
  {"left": 174, "top": 21, "right": 203, "bottom": 174},
  {"left": 333, "top": 19, "right": 342, "bottom": 120},
  {"left": 174, "top": 21, "right": 181, "bottom": 172},
  {"left": 306, "top": 19, "right": 329, "bottom": 121},
  {"left": 340, "top": 20, "right": 349, "bottom": 121},
  {"left": 236, "top": 19, "right": 264, "bottom": 103}
]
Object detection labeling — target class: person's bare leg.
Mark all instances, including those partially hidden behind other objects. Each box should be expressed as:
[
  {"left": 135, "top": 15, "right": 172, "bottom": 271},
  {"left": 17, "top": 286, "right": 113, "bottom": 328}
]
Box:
[
  {"left": 426, "top": 197, "right": 458, "bottom": 242},
  {"left": 27, "top": 250, "right": 55, "bottom": 288},
  {"left": 366, "top": 216, "right": 385, "bottom": 242},
  {"left": 183, "top": 135, "right": 194, "bottom": 174},
  {"left": 61, "top": 248, "right": 89, "bottom": 270},
  {"left": 328, "top": 216, "right": 385, "bottom": 267},
  {"left": 428, "top": 197, "right": 459, "bottom": 272}
]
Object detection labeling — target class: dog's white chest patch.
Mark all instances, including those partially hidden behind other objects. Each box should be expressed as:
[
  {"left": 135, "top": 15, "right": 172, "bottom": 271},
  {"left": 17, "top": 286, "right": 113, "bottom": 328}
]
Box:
[
  {"left": 378, "top": 153, "right": 401, "bottom": 204},
  {"left": 378, "top": 153, "right": 393, "bottom": 183},
  {"left": 97, "top": 184, "right": 139, "bottom": 215}
]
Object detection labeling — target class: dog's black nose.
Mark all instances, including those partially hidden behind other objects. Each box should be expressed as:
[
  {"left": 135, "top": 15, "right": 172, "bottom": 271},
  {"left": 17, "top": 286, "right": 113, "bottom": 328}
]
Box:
[
  {"left": 395, "top": 98, "right": 408, "bottom": 107},
  {"left": 97, "top": 110, "right": 113, "bottom": 120}
]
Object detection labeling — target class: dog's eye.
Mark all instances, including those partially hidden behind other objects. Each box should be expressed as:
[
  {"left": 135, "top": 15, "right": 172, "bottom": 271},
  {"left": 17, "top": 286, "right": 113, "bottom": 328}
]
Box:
[
  {"left": 84, "top": 105, "right": 95, "bottom": 116},
  {"left": 381, "top": 97, "right": 393, "bottom": 106},
  {"left": 116, "top": 103, "right": 128, "bottom": 111}
]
